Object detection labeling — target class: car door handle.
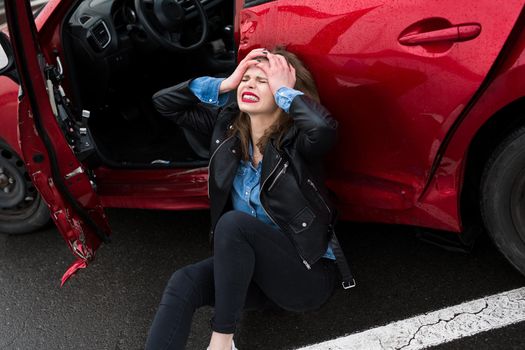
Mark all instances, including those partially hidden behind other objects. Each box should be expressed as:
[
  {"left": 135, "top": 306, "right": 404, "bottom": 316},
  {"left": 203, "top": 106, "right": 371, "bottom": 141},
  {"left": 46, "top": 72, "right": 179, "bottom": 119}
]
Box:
[{"left": 398, "top": 24, "right": 481, "bottom": 46}]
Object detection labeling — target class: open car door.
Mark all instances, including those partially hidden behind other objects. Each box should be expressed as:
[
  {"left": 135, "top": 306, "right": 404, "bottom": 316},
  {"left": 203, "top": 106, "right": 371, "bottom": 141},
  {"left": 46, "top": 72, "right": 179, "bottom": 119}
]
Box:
[{"left": 5, "top": 0, "right": 111, "bottom": 286}]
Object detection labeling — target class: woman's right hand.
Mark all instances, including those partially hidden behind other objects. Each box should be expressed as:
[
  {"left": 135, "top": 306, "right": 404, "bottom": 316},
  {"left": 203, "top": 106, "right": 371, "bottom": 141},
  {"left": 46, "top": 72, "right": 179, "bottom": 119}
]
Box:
[{"left": 219, "top": 48, "right": 268, "bottom": 94}]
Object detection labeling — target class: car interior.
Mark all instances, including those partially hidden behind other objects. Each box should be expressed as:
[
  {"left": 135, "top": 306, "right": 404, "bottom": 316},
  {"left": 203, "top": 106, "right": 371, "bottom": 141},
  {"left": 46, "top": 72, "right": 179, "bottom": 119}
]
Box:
[{"left": 59, "top": 0, "right": 236, "bottom": 169}]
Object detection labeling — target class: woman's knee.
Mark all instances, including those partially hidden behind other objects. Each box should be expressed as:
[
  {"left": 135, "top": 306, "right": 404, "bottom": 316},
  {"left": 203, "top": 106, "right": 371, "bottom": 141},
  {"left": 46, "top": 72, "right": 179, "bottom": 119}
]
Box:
[
  {"left": 214, "top": 211, "right": 252, "bottom": 245},
  {"left": 216, "top": 211, "right": 250, "bottom": 231},
  {"left": 163, "top": 262, "right": 213, "bottom": 307},
  {"left": 163, "top": 268, "right": 195, "bottom": 304}
]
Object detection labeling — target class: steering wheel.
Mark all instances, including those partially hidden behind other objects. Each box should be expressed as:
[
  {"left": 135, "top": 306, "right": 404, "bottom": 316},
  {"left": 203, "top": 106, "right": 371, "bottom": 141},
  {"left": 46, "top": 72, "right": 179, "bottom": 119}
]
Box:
[{"left": 134, "top": 0, "right": 209, "bottom": 51}]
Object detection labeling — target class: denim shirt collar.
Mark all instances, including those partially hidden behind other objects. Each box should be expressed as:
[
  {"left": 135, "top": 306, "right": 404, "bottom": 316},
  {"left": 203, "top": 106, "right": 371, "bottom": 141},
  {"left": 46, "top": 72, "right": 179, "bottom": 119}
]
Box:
[{"left": 244, "top": 141, "right": 261, "bottom": 171}]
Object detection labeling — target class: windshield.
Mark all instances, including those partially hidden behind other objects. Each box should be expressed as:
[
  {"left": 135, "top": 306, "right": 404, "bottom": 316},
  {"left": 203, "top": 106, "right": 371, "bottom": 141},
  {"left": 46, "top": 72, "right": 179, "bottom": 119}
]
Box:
[{"left": 0, "top": 0, "right": 48, "bottom": 25}]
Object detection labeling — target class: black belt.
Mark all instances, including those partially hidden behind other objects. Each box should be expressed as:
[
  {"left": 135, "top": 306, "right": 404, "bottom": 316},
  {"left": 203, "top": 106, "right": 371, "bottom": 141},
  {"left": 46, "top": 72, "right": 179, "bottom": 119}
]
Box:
[{"left": 330, "top": 231, "right": 356, "bottom": 290}]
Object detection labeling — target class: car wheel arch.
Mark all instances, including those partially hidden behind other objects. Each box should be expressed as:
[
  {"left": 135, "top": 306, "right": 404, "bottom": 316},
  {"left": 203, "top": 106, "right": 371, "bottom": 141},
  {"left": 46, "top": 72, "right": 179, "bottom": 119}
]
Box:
[{"left": 459, "top": 96, "right": 525, "bottom": 245}]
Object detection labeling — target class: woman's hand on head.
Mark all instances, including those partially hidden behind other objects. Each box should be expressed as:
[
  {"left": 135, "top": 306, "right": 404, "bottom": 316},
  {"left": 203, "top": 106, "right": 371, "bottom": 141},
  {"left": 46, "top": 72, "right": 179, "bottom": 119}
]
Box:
[
  {"left": 219, "top": 48, "right": 268, "bottom": 94},
  {"left": 257, "top": 53, "right": 296, "bottom": 96}
]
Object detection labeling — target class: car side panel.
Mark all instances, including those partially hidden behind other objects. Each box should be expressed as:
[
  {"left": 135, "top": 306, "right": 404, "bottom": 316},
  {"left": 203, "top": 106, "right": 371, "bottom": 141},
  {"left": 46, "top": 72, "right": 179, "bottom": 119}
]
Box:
[
  {"left": 0, "top": 76, "right": 22, "bottom": 154},
  {"left": 238, "top": 0, "right": 524, "bottom": 231},
  {"left": 422, "top": 13, "right": 525, "bottom": 230}
]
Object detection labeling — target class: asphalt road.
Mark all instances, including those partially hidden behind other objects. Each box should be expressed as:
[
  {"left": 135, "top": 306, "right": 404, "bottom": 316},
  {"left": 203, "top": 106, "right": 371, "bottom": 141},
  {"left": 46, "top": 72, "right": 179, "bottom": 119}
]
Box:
[{"left": 1, "top": 208, "right": 525, "bottom": 350}]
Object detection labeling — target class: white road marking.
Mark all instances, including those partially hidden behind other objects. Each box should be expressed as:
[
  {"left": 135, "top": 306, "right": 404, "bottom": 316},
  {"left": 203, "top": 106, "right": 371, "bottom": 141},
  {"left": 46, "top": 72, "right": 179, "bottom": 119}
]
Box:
[{"left": 296, "top": 287, "right": 525, "bottom": 350}]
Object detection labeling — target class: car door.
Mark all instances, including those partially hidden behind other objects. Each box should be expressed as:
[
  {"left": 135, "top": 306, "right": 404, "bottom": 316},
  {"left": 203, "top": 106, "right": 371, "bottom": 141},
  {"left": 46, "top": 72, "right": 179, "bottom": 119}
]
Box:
[
  {"left": 237, "top": 0, "right": 524, "bottom": 225},
  {"left": 4, "top": 0, "right": 111, "bottom": 285}
]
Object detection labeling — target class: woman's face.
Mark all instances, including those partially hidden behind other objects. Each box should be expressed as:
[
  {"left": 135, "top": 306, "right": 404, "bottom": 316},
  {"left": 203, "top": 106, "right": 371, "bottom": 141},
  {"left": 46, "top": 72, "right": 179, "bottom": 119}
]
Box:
[{"left": 236, "top": 65, "right": 279, "bottom": 116}]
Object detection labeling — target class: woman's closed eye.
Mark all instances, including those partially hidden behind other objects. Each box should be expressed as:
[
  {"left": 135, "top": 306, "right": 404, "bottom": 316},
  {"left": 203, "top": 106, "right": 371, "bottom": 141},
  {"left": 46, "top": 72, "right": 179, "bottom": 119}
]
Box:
[{"left": 241, "top": 75, "right": 267, "bottom": 83}]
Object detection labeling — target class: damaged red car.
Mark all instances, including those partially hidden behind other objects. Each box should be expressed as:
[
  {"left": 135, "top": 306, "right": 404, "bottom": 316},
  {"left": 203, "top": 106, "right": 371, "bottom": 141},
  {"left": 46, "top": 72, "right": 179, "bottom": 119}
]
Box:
[{"left": 0, "top": 0, "right": 524, "bottom": 284}]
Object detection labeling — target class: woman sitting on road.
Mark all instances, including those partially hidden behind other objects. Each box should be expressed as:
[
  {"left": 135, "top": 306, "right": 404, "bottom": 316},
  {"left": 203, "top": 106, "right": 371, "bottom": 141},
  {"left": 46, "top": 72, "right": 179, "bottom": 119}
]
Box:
[{"left": 146, "top": 47, "right": 349, "bottom": 350}]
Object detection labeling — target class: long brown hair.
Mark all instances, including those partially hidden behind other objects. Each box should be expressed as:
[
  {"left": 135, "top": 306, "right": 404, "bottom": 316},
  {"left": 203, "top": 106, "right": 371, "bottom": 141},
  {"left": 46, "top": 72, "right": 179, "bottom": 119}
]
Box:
[{"left": 229, "top": 47, "right": 320, "bottom": 161}]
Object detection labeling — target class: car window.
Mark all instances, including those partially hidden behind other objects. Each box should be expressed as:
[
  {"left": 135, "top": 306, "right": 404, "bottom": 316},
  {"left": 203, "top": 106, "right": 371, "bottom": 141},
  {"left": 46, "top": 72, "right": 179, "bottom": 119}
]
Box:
[
  {"left": 0, "top": 0, "right": 47, "bottom": 25},
  {"left": 32, "top": 0, "right": 48, "bottom": 18}
]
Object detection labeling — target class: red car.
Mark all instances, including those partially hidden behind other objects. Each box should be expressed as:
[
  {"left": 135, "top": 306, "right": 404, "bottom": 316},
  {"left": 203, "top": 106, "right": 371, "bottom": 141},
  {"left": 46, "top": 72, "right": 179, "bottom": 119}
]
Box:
[{"left": 1, "top": 0, "right": 524, "bottom": 284}]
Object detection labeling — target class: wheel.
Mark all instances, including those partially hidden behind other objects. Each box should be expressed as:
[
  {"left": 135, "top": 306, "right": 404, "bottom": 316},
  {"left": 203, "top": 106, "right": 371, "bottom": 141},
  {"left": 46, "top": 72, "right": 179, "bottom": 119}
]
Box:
[
  {"left": 0, "top": 141, "right": 49, "bottom": 234},
  {"left": 481, "top": 126, "right": 525, "bottom": 275}
]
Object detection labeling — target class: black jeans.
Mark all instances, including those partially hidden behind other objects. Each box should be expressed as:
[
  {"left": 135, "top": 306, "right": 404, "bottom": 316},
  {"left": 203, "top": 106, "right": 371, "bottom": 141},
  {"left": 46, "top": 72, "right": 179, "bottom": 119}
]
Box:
[{"left": 145, "top": 211, "right": 337, "bottom": 350}]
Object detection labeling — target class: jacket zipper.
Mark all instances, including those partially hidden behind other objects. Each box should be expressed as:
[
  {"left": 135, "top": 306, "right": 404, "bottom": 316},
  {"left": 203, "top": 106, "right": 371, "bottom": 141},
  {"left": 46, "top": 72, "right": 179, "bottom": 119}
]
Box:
[
  {"left": 260, "top": 160, "right": 312, "bottom": 270},
  {"left": 267, "top": 161, "right": 289, "bottom": 191},
  {"left": 307, "top": 178, "right": 332, "bottom": 215},
  {"left": 207, "top": 135, "right": 235, "bottom": 198}
]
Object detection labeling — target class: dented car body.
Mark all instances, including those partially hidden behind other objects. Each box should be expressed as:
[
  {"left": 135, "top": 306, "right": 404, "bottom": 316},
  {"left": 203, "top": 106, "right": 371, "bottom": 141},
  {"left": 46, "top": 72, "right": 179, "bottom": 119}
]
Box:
[{"left": 0, "top": 0, "right": 525, "bottom": 282}]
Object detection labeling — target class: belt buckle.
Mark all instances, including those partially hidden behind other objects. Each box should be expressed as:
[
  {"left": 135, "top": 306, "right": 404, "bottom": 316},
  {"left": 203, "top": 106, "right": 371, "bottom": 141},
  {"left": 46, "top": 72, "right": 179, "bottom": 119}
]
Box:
[{"left": 342, "top": 279, "right": 356, "bottom": 289}]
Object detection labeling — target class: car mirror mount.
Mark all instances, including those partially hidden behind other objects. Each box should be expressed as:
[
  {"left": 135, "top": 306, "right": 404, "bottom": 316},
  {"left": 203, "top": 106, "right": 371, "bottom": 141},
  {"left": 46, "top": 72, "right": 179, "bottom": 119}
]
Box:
[{"left": 0, "top": 32, "right": 19, "bottom": 84}]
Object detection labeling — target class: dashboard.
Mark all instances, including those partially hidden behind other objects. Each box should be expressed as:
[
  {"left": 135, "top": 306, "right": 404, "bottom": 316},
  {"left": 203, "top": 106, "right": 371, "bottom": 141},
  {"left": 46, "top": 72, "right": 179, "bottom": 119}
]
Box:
[
  {"left": 67, "top": 0, "right": 225, "bottom": 56},
  {"left": 62, "top": 0, "right": 234, "bottom": 111}
]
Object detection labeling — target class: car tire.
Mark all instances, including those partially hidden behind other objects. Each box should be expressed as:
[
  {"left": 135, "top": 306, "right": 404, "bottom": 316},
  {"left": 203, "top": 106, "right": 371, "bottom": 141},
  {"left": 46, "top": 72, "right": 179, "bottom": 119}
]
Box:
[
  {"left": 0, "top": 140, "right": 49, "bottom": 235},
  {"left": 481, "top": 126, "right": 525, "bottom": 276}
]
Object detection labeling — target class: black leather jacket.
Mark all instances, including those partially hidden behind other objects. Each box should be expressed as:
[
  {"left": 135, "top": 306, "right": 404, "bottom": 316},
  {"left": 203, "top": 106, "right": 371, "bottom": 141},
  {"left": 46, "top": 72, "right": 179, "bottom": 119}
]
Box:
[{"left": 152, "top": 80, "right": 338, "bottom": 269}]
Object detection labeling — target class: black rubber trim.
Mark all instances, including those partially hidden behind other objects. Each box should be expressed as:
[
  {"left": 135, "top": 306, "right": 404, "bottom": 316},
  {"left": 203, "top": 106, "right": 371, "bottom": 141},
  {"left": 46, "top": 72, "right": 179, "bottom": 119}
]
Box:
[
  {"left": 5, "top": 0, "right": 110, "bottom": 243},
  {"left": 244, "top": 0, "right": 276, "bottom": 9}
]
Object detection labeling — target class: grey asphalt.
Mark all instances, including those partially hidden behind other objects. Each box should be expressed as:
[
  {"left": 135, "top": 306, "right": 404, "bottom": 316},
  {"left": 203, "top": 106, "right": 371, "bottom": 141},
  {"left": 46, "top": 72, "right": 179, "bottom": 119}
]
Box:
[{"left": 1, "top": 208, "right": 525, "bottom": 350}]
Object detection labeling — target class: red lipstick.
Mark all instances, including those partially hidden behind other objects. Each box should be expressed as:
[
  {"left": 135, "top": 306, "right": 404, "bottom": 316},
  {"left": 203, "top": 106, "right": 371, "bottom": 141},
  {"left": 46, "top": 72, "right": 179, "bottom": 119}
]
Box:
[{"left": 241, "top": 91, "right": 260, "bottom": 103}]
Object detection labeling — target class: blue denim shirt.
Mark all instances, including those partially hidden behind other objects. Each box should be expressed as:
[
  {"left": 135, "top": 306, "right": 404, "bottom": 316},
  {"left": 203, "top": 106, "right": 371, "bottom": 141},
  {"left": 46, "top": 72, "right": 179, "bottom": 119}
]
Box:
[
  {"left": 189, "top": 76, "right": 303, "bottom": 112},
  {"left": 189, "top": 77, "right": 335, "bottom": 260},
  {"left": 231, "top": 143, "right": 276, "bottom": 228}
]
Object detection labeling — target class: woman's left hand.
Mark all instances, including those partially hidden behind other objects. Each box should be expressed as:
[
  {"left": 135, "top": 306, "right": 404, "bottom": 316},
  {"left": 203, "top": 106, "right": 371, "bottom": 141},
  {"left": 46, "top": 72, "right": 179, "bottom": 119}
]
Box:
[{"left": 257, "top": 53, "right": 296, "bottom": 95}]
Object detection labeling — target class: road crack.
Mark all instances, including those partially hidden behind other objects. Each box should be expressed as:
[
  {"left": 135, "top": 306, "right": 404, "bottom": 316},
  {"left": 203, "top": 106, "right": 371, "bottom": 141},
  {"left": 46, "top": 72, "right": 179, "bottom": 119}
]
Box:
[
  {"left": 378, "top": 336, "right": 387, "bottom": 349},
  {"left": 395, "top": 301, "right": 489, "bottom": 350}
]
